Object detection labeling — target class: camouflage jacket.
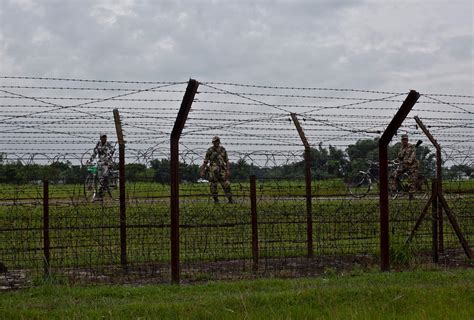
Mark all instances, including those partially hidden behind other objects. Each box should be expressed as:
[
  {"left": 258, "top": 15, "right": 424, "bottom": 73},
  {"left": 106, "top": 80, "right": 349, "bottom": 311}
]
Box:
[
  {"left": 397, "top": 144, "right": 418, "bottom": 167},
  {"left": 204, "top": 146, "right": 228, "bottom": 171},
  {"left": 90, "top": 141, "right": 115, "bottom": 164}
]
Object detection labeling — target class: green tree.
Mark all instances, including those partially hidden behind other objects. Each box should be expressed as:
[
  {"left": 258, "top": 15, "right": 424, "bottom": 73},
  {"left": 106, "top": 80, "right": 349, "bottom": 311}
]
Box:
[
  {"left": 149, "top": 159, "right": 199, "bottom": 183},
  {"left": 49, "top": 161, "right": 71, "bottom": 182},
  {"left": 150, "top": 159, "right": 170, "bottom": 183},
  {"left": 327, "top": 145, "right": 349, "bottom": 177},
  {"left": 346, "top": 138, "right": 379, "bottom": 179},
  {"left": 231, "top": 158, "right": 265, "bottom": 181},
  {"left": 180, "top": 162, "right": 200, "bottom": 183},
  {"left": 125, "top": 163, "right": 148, "bottom": 181},
  {"left": 445, "top": 164, "right": 473, "bottom": 180},
  {"left": 2, "top": 163, "right": 22, "bottom": 183}
]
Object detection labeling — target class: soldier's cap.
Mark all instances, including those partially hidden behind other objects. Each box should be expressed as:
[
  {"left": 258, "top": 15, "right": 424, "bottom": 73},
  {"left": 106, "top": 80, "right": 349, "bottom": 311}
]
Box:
[
  {"left": 212, "top": 136, "right": 220, "bottom": 142},
  {"left": 100, "top": 132, "right": 107, "bottom": 138},
  {"left": 401, "top": 134, "right": 408, "bottom": 140}
]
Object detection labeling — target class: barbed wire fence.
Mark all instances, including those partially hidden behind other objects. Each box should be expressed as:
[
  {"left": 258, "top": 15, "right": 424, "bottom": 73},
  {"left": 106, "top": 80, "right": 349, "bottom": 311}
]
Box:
[{"left": 0, "top": 76, "right": 472, "bottom": 286}]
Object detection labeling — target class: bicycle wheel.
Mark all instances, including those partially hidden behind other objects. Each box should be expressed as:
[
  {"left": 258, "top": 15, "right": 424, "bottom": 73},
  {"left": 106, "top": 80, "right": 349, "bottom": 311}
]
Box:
[
  {"left": 109, "top": 170, "right": 119, "bottom": 189},
  {"left": 389, "top": 183, "right": 401, "bottom": 199},
  {"left": 107, "top": 172, "right": 120, "bottom": 200},
  {"left": 390, "top": 174, "right": 408, "bottom": 200},
  {"left": 347, "top": 173, "right": 371, "bottom": 198},
  {"left": 415, "top": 175, "right": 431, "bottom": 200},
  {"left": 84, "top": 174, "right": 98, "bottom": 201}
]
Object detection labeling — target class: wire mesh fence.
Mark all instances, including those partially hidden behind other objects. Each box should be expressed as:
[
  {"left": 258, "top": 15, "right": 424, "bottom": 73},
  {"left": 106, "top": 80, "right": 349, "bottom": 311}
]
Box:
[
  {"left": 0, "top": 76, "right": 473, "bottom": 287},
  {"left": 1, "top": 177, "right": 472, "bottom": 286}
]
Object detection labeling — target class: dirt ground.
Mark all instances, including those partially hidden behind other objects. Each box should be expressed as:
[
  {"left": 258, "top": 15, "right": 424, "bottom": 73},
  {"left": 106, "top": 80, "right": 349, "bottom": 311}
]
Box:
[{"left": 1, "top": 248, "right": 472, "bottom": 290}]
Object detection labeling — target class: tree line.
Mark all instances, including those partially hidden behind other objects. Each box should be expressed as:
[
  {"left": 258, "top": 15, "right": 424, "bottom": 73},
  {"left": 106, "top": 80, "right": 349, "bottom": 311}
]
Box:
[{"left": 0, "top": 139, "right": 471, "bottom": 184}]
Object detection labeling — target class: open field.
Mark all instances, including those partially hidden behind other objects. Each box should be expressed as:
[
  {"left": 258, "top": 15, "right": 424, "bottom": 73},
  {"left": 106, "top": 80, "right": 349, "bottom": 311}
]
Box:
[
  {"left": 1, "top": 269, "right": 473, "bottom": 319},
  {"left": 1, "top": 178, "right": 473, "bottom": 200},
  {"left": 1, "top": 179, "right": 473, "bottom": 285}
]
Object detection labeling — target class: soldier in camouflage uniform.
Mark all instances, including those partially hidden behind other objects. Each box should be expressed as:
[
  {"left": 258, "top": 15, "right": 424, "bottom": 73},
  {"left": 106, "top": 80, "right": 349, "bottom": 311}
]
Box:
[
  {"left": 391, "top": 134, "right": 419, "bottom": 196},
  {"left": 88, "top": 132, "right": 115, "bottom": 201},
  {"left": 200, "top": 136, "right": 233, "bottom": 203}
]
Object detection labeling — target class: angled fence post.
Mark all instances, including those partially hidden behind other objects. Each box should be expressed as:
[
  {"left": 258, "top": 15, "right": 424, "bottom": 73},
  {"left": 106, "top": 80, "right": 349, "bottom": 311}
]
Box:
[
  {"left": 290, "top": 113, "right": 313, "bottom": 257},
  {"left": 414, "top": 116, "right": 444, "bottom": 252},
  {"left": 170, "top": 79, "right": 199, "bottom": 284},
  {"left": 405, "top": 117, "right": 472, "bottom": 260},
  {"left": 437, "top": 195, "right": 473, "bottom": 259},
  {"left": 379, "top": 90, "right": 420, "bottom": 271},
  {"left": 113, "top": 109, "right": 127, "bottom": 270}
]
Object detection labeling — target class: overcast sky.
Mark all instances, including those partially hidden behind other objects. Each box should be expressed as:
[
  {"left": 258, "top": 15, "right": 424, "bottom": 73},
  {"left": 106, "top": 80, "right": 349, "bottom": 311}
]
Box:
[{"left": 1, "top": 0, "right": 472, "bottom": 94}]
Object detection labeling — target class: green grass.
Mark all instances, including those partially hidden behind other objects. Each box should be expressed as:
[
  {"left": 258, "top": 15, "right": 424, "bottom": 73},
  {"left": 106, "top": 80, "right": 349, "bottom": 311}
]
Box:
[
  {"left": 1, "top": 189, "right": 473, "bottom": 272},
  {"left": 0, "top": 179, "right": 349, "bottom": 200},
  {"left": 1, "top": 269, "right": 473, "bottom": 319},
  {"left": 1, "top": 179, "right": 472, "bottom": 286},
  {"left": 1, "top": 178, "right": 472, "bottom": 200}
]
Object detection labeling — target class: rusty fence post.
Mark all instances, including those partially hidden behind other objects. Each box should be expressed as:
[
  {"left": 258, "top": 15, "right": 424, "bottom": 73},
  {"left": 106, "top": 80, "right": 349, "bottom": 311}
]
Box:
[
  {"left": 43, "top": 180, "right": 50, "bottom": 276},
  {"left": 379, "top": 90, "right": 420, "bottom": 271},
  {"left": 413, "top": 117, "right": 472, "bottom": 260},
  {"left": 304, "top": 149, "right": 313, "bottom": 257},
  {"left": 290, "top": 113, "right": 313, "bottom": 257},
  {"left": 113, "top": 109, "right": 127, "bottom": 270},
  {"left": 437, "top": 195, "right": 474, "bottom": 259},
  {"left": 431, "top": 179, "right": 439, "bottom": 263},
  {"left": 170, "top": 79, "right": 199, "bottom": 284},
  {"left": 250, "top": 175, "right": 259, "bottom": 271},
  {"left": 414, "top": 116, "right": 444, "bottom": 252}
]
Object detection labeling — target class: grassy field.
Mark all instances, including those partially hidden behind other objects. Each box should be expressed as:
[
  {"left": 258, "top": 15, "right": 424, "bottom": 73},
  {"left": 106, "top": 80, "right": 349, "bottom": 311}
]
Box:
[
  {"left": 1, "top": 178, "right": 472, "bottom": 202},
  {"left": 1, "top": 269, "right": 473, "bottom": 319},
  {"left": 1, "top": 192, "right": 472, "bottom": 270},
  {"left": 0, "top": 179, "right": 472, "bottom": 282},
  {"left": 0, "top": 179, "right": 349, "bottom": 200}
]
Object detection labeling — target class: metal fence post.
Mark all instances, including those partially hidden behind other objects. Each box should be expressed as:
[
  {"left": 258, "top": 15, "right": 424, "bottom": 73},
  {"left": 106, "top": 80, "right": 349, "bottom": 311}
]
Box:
[
  {"left": 250, "top": 175, "right": 259, "bottom": 271},
  {"left": 43, "top": 180, "right": 50, "bottom": 276},
  {"left": 379, "top": 90, "right": 420, "bottom": 271},
  {"left": 113, "top": 109, "right": 127, "bottom": 270},
  {"left": 290, "top": 113, "right": 313, "bottom": 257},
  {"left": 170, "top": 79, "right": 199, "bottom": 284},
  {"left": 431, "top": 179, "right": 439, "bottom": 263},
  {"left": 412, "top": 120, "right": 472, "bottom": 259},
  {"left": 414, "top": 116, "right": 444, "bottom": 252}
]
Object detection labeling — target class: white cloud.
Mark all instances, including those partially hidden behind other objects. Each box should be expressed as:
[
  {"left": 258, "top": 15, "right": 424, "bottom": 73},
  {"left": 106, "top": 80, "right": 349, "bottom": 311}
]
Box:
[
  {"left": 176, "top": 12, "right": 188, "bottom": 28},
  {"left": 0, "top": 0, "right": 471, "bottom": 93},
  {"left": 31, "top": 27, "right": 53, "bottom": 45},
  {"left": 154, "top": 37, "right": 176, "bottom": 52},
  {"left": 90, "top": 0, "right": 136, "bottom": 26},
  {"left": 9, "top": 0, "right": 36, "bottom": 11}
]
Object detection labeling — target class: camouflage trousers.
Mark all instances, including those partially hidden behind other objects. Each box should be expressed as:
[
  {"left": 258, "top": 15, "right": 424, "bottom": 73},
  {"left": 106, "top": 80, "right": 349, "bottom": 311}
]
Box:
[
  {"left": 392, "top": 165, "right": 419, "bottom": 193},
  {"left": 97, "top": 163, "right": 110, "bottom": 196},
  {"left": 209, "top": 169, "right": 232, "bottom": 201}
]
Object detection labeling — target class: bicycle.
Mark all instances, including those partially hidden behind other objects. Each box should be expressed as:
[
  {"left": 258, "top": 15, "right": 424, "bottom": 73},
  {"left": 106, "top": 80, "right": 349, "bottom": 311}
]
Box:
[
  {"left": 84, "top": 162, "right": 119, "bottom": 201},
  {"left": 389, "top": 164, "right": 429, "bottom": 200},
  {"left": 346, "top": 160, "right": 428, "bottom": 199},
  {"left": 346, "top": 160, "right": 382, "bottom": 198}
]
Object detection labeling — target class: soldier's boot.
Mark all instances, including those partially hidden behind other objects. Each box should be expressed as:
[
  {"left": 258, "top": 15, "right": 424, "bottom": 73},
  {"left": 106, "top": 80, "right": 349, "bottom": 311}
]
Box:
[
  {"left": 408, "top": 192, "right": 414, "bottom": 201},
  {"left": 0, "top": 261, "right": 7, "bottom": 273},
  {"left": 227, "top": 196, "right": 234, "bottom": 204},
  {"left": 213, "top": 196, "right": 219, "bottom": 204},
  {"left": 94, "top": 190, "right": 104, "bottom": 202}
]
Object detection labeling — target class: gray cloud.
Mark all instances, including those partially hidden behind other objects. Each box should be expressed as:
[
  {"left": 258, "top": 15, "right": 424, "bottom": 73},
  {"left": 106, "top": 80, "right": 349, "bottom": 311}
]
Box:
[{"left": 0, "top": 0, "right": 472, "bottom": 93}]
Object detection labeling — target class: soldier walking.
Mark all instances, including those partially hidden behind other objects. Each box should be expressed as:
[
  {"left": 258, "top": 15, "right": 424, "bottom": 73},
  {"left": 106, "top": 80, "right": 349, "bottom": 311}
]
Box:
[
  {"left": 200, "top": 136, "right": 233, "bottom": 203},
  {"left": 88, "top": 132, "right": 115, "bottom": 201}
]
